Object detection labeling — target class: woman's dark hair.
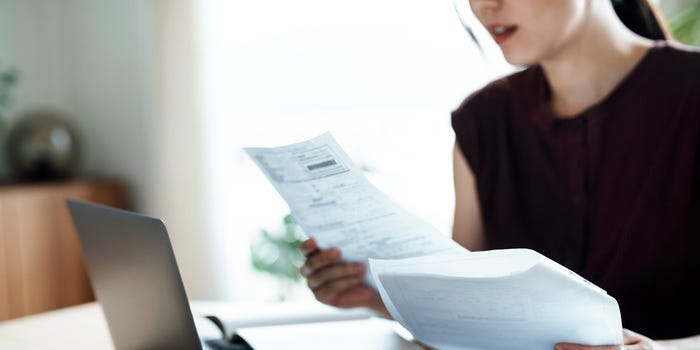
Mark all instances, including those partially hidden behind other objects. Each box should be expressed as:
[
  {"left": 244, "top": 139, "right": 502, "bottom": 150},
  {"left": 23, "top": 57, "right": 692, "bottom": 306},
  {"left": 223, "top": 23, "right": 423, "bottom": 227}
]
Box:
[{"left": 612, "top": 0, "right": 672, "bottom": 40}]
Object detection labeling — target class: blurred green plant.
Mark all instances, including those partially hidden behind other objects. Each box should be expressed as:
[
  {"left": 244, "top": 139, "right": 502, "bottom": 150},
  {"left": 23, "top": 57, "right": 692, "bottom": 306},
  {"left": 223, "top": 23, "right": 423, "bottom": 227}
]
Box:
[
  {"left": 250, "top": 214, "right": 307, "bottom": 285},
  {"left": 670, "top": 5, "right": 700, "bottom": 46}
]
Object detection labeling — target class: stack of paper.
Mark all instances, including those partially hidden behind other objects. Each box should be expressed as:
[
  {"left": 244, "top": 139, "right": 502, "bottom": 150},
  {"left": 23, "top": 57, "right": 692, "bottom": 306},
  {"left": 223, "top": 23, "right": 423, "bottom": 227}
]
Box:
[
  {"left": 370, "top": 250, "right": 621, "bottom": 349},
  {"left": 246, "top": 133, "right": 622, "bottom": 350}
]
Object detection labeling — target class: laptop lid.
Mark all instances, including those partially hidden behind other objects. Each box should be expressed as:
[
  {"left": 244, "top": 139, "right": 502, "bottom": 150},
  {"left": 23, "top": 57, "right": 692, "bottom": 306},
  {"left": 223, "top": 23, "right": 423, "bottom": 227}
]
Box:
[{"left": 67, "top": 199, "right": 203, "bottom": 350}]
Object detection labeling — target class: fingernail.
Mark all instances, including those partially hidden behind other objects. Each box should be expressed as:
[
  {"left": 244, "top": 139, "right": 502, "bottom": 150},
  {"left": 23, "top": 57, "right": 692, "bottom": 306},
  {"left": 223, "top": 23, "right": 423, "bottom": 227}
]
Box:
[
  {"left": 355, "top": 263, "right": 365, "bottom": 273},
  {"left": 331, "top": 249, "right": 341, "bottom": 259}
]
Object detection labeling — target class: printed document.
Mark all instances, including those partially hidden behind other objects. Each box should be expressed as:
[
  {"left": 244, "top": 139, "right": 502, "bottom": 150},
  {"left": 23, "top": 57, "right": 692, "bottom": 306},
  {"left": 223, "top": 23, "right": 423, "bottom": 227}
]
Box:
[
  {"left": 370, "top": 250, "right": 622, "bottom": 350},
  {"left": 245, "top": 133, "right": 463, "bottom": 275},
  {"left": 246, "top": 133, "right": 622, "bottom": 349}
]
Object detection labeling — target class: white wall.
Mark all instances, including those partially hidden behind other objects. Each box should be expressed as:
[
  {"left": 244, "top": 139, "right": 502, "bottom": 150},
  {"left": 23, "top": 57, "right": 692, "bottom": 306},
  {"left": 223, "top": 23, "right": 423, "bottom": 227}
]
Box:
[
  {"left": 0, "top": 0, "right": 513, "bottom": 302},
  {"left": 0, "top": 0, "right": 154, "bottom": 206},
  {"left": 0, "top": 0, "right": 225, "bottom": 300},
  {"left": 196, "top": 0, "right": 514, "bottom": 301}
]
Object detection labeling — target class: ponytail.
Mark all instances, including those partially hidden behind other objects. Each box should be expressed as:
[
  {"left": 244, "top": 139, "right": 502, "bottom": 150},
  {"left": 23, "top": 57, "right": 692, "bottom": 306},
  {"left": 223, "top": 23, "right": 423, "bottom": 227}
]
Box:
[{"left": 612, "top": 0, "right": 672, "bottom": 40}]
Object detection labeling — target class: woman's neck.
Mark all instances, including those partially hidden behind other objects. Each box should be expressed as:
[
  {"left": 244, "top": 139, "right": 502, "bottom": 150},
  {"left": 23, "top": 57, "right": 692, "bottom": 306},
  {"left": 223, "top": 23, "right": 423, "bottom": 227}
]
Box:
[{"left": 540, "top": 1, "right": 655, "bottom": 118}]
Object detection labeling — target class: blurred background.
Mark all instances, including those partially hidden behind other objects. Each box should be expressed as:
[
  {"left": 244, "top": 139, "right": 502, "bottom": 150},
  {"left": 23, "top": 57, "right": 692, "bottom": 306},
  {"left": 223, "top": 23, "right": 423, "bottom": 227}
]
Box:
[{"left": 0, "top": 0, "right": 697, "bottom": 321}]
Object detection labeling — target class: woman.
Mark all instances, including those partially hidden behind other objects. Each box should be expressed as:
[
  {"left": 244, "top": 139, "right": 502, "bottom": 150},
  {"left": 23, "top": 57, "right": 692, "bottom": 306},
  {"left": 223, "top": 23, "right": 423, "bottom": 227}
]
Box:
[{"left": 299, "top": 0, "right": 700, "bottom": 348}]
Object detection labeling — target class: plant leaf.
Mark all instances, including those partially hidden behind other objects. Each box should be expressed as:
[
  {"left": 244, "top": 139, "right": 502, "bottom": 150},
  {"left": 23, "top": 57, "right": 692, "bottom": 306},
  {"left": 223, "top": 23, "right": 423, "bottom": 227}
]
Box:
[{"left": 670, "top": 5, "right": 700, "bottom": 46}]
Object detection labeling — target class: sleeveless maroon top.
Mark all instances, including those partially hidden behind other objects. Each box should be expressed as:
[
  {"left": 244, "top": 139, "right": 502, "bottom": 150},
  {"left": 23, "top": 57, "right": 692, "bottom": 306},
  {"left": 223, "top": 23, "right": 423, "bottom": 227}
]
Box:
[{"left": 452, "top": 42, "right": 700, "bottom": 339}]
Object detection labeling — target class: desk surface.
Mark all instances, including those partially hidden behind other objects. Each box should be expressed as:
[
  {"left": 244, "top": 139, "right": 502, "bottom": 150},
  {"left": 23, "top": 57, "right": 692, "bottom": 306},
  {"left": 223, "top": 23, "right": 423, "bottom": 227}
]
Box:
[
  {"left": 0, "top": 302, "right": 425, "bottom": 350},
  {"left": 0, "top": 303, "right": 112, "bottom": 349}
]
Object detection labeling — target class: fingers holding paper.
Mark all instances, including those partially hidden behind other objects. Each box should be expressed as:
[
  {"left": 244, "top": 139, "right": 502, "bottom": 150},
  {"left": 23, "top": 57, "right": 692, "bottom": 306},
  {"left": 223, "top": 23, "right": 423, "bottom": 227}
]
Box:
[
  {"left": 554, "top": 329, "right": 660, "bottom": 350},
  {"left": 299, "top": 238, "right": 389, "bottom": 316}
]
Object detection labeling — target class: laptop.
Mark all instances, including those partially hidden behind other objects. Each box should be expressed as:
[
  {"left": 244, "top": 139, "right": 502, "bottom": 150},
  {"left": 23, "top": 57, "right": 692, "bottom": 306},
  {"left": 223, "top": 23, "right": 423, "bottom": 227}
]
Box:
[{"left": 66, "top": 199, "right": 250, "bottom": 350}]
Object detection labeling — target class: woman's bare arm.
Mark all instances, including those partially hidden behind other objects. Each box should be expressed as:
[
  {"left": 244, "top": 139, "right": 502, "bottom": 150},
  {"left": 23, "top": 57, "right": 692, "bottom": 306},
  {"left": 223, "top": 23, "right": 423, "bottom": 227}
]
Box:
[{"left": 452, "top": 144, "right": 486, "bottom": 251}]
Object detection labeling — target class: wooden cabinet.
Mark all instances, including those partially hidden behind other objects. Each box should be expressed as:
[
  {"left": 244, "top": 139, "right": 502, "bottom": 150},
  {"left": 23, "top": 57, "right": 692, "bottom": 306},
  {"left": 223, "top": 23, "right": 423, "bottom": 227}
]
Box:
[{"left": 0, "top": 180, "right": 125, "bottom": 321}]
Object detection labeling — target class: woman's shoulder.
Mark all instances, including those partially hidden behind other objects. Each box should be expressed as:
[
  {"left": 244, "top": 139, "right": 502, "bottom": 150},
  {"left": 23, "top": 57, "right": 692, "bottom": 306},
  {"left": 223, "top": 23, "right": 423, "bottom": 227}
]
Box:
[
  {"left": 656, "top": 40, "right": 700, "bottom": 62},
  {"left": 451, "top": 67, "right": 543, "bottom": 173},
  {"left": 650, "top": 41, "right": 700, "bottom": 88},
  {"left": 452, "top": 66, "right": 542, "bottom": 124},
  {"left": 635, "top": 41, "right": 700, "bottom": 120}
]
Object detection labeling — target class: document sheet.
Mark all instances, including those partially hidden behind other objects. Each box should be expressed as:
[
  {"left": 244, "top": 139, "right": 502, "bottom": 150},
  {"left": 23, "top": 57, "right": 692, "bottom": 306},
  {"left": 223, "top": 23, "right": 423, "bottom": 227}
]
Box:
[
  {"left": 369, "top": 250, "right": 623, "bottom": 350},
  {"left": 245, "top": 133, "right": 463, "bottom": 278},
  {"left": 247, "top": 133, "right": 623, "bottom": 349}
]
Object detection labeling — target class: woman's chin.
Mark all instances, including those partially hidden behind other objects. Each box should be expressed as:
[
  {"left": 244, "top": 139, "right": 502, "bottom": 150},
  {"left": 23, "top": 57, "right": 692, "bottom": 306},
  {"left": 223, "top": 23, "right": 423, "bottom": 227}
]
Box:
[
  {"left": 500, "top": 47, "right": 539, "bottom": 67},
  {"left": 502, "top": 53, "right": 537, "bottom": 67}
]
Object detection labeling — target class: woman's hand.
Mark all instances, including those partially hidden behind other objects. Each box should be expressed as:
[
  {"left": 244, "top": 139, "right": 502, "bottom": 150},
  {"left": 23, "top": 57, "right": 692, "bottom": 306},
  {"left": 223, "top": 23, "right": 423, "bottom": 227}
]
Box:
[
  {"left": 555, "top": 329, "right": 665, "bottom": 350},
  {"left": 299, "top": 238, "right": 390, "bottom": 317}
]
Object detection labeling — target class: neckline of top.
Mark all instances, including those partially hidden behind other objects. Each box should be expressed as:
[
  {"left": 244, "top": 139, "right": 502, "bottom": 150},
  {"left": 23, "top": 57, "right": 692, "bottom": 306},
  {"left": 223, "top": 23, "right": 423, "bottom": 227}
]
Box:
[{"left": 530, "top": 40, "right": 667, "bottom": 130}]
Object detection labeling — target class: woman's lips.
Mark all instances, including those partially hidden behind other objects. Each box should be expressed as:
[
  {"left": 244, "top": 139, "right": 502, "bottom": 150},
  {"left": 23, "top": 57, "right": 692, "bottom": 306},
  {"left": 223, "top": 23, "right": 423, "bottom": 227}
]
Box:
[{"left": 488, "top": 25, "right": 518, "bottom": 45}]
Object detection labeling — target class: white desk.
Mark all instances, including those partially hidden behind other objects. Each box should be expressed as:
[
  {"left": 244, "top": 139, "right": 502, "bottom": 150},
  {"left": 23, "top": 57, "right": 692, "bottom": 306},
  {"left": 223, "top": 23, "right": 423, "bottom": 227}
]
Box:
[{"left": 0, "top": 302, "right": 426, "bottom": 350}]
